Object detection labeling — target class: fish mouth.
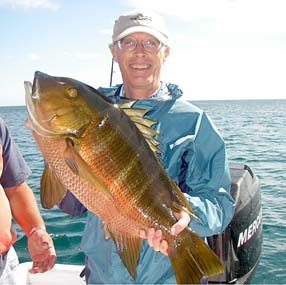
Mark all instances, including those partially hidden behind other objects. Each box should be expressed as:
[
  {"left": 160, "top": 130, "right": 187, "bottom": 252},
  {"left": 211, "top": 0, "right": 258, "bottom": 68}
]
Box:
[{"left": 25, "top": 80, "right": 58, "bottom": 137}]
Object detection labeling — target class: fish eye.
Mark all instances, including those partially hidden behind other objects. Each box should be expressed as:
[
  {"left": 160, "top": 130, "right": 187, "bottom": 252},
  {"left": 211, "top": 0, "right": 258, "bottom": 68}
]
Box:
[{"left": 65, "top": 87, "right": 78, "bottom": 98}]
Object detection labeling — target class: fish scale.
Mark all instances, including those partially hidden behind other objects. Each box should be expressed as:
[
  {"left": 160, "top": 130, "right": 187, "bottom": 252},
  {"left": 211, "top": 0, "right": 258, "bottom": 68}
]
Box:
[
  {"left": 36, "top": 133, "right": 139, "bottom": 237},
  {"left": 84, "top": 118, "right": 155, "bottom": 225}
]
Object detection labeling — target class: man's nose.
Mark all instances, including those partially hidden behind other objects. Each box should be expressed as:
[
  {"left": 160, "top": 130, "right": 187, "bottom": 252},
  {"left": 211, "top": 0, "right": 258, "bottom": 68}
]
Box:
[{"left": 134, "top": 42, "right": 146, "bottom": 55}]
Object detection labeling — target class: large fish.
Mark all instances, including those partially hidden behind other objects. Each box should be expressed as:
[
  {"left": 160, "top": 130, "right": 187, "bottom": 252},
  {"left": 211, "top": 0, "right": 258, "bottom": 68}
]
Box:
[{"left": 25, "top": 71, "right": 223, "bottom": 284}]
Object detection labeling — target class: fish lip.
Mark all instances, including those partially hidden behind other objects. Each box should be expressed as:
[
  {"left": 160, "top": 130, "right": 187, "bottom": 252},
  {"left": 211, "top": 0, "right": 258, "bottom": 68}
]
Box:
[
  {"left": 24, "top": 79, "right": 61, "bottom": 137},
  {"left": 24, "top": 80, "right": 36, "bottom": 127},
  {"left": 24, "top": 81, "right": 33, "bottom": 97}
]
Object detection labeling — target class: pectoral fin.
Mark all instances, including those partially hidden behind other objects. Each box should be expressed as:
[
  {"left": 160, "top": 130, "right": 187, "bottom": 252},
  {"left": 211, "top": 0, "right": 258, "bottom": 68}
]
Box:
[
  {"left": 63, "top": 138, "right": 112, "bottom": 198},
  {"left": 40, "top": 163, "right": 67, "bottom": 209}
]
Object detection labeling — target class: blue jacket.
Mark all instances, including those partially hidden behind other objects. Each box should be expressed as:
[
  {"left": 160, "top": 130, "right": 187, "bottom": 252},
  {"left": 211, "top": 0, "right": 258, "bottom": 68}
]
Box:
[{"left": 59, "top": 83, "right": 235, "bottom": 284}]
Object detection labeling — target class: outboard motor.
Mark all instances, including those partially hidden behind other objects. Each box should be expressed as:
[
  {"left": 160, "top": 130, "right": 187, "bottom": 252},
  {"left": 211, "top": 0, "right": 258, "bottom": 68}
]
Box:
[{"left": 208, "top": 162, "right": 263, "bottom": 284}]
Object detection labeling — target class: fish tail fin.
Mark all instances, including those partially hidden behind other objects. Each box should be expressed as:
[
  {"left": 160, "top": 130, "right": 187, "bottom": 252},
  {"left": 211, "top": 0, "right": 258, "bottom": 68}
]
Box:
[{"left": 168, "top": 228, "right": 224, "bottom": 284}]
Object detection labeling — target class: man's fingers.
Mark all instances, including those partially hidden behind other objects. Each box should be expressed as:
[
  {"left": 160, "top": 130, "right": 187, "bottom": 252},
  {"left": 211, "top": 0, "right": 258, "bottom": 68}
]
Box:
[
  {"left": 146, "top": 228, "right": 155, "bottom": 247},
  {"left": 46, "top": 254, "right": 56, "bottom": 271},
  {"left": 29, "top": 250, "right": 56, "bottom": 274},
  {"left": 171, "top": 211, "right": 190, "bottom": 235},
  {"left": 139, "top": 229, "right": 147, "bottom": 239},
  {"left": 160, "top": 240, "right": 168, "bottom": 256},
  {"left": 152, "top": 230, "right": 163, "bottom": 251},
  {"left": 142, "top": 228, "right": 166, "bottom": 254},
  {"left": 141, "top": 211, "right": 190, "bottom": 255}
]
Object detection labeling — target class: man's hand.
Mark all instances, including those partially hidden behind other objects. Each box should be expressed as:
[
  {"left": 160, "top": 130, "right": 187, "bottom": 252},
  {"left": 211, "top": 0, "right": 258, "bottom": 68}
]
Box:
[
  {"left": 139, "top": 210, "right": 190, "bottom": 256},
  {"left": 28, "top": 228, "right": 56, "bottom": 274}
]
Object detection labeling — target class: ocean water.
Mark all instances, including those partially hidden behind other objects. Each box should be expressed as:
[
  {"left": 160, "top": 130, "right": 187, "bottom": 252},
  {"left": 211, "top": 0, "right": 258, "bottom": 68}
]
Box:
[{"left": 0, "top": 99, "right": 285, "bottom": 284}]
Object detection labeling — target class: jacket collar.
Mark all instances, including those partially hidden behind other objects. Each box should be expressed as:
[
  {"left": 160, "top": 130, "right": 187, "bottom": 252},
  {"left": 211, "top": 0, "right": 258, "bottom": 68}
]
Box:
[{"left": 113, "top": 82, "right": 183, "bottom": 102}]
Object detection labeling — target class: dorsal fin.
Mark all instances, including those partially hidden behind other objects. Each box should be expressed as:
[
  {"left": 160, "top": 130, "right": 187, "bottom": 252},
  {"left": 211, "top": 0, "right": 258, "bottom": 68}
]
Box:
[{"left": 117, "top": 101, "right": 162, "bottom": 155}]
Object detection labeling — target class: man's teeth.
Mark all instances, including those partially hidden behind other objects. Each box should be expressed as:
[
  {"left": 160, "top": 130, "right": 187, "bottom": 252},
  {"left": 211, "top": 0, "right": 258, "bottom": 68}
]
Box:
[{"left": 131, "top": 64, "right": 148, "bottom": 68}]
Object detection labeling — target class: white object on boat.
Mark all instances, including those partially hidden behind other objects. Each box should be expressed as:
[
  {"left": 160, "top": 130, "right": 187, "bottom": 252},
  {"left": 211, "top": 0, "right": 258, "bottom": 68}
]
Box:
[{"left": 16, "top": 262, "right": 85, "bottom": 285}]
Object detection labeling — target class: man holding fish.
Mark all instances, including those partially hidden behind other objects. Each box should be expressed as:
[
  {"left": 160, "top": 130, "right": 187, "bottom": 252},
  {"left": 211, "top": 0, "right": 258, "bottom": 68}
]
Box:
[{"left": 25, "top": 9, "right": 235, "bottom": 284}]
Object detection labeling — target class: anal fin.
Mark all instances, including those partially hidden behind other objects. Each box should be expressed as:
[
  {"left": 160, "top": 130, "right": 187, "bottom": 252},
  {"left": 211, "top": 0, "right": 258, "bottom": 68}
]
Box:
[{"left": 109, "top": 229, "right": 142, "bottom": 279}]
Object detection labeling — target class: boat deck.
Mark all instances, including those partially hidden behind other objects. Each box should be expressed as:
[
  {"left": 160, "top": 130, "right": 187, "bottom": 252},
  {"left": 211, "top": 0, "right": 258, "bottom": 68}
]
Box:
[{"left": 16, "top": 262, "right": 85, "bottom": 285}]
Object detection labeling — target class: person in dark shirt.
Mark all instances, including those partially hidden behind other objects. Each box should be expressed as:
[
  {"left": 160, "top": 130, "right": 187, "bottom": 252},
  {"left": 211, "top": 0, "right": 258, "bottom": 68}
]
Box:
[{"left": 0, "top": 118, "right": 56, "bottom": 284}]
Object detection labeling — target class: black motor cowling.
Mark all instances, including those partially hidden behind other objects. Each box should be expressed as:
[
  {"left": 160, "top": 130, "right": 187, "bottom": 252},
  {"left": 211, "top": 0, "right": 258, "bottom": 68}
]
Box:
[{"left": 208, "top": 162, "right": 263, "bottom": 284}]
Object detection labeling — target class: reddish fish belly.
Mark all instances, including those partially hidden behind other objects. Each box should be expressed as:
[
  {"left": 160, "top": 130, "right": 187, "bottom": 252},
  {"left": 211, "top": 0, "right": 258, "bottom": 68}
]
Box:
[{"left": 33, "top": 132, "right": 149, "bottom": 237}]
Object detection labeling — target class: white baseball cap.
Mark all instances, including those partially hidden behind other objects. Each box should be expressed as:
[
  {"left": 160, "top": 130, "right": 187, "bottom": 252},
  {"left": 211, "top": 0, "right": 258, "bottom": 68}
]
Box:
[{"left": 112, "top": 9, "right": 169, "bottom": 46}]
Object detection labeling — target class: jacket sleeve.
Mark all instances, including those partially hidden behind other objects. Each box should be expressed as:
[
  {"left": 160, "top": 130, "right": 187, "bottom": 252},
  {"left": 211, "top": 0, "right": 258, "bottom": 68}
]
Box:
[
  {"left": 58, "top": 190, "right": 87, "bottom": 217},
  {"left": 164, "top": 112, "right": 235, "bottom": 237}
]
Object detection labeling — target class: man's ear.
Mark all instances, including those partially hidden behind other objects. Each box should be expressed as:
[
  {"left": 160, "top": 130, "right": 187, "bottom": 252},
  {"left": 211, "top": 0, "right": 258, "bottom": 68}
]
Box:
[
  {"left": 109, "top": 44, "right": 118, "bottom": 63},
  {"left": 163, "top": 46, "right": 170, "bottom": 64}
]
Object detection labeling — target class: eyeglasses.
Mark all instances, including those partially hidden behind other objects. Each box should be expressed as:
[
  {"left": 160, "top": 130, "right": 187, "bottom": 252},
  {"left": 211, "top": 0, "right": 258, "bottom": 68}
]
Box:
[{"left": 116, "top": 36, "right": 163, "bottom": 53}]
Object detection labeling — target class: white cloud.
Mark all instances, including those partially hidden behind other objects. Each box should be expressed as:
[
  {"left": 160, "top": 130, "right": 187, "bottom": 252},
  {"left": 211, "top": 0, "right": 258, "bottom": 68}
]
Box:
[
  {"left": 24, "top": 50, "right": 100, "bottom": 62},
  {"left": 0, "top": 0, "right": 60, "bottom": 10},
  {"left": 62, "top": 51, "right": 100, "bottom": 61},
  {"left": 99, "top": 29, "right": 113, "bottom": 36},
  {"left": 124, "top": 0, "right": 234, "bottom": 18},
  {"left": 124, "top": 0, "right": 286, "bottom": 32},
  {"left": 28, "top": 52, "right": 41, "bottom": 61},
  {"left": 74, "top": 52, "right": 99, "bottom": 61}
]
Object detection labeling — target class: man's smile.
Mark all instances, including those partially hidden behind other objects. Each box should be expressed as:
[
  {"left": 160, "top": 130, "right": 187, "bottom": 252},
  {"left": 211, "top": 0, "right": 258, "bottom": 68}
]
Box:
[{"left": 129, "top": 63, "right": 151, "bottom": 70}]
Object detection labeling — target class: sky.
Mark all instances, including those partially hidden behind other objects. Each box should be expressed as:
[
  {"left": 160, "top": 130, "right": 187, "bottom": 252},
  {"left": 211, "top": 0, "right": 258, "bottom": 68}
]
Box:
[{"left": 0, "top": 0, "right": 286, "bottom": 106}]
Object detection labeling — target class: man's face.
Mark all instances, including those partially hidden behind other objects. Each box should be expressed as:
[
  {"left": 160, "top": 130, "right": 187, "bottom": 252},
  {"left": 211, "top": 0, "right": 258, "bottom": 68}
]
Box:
[{"left": 110, "top": 32, "right": 170, "bottom": 94}]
